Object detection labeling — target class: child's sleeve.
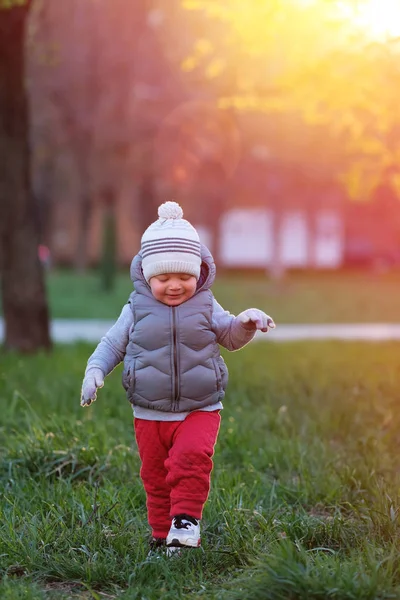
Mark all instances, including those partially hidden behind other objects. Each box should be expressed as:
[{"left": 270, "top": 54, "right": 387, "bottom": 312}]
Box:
[
  {"left": 85, "top": 303, "right": 133, "bottom": 376},
  {"left": 211, "top": 297, "right": 256, "bottom": 350}
]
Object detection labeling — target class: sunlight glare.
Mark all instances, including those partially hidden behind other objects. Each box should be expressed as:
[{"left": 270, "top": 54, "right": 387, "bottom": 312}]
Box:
[{"left": 336, "top": 0, "right": 400, "bottom": 40}]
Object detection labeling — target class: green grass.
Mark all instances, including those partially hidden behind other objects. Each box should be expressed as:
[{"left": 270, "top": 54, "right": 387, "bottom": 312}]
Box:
[
  {"left": 2, "top": 341, "right": 400, "bottom": 598},
  {"left": 40, "top": 268, "right": 400, "bottom": 322}
]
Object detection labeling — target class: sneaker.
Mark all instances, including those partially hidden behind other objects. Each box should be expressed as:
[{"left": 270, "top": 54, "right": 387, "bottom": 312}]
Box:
[
  {"left": 166, "top": 514, "right": 201, "bottom": 548},
  {"left": 149, "top": 537, "right": 165, "bottom": 550},
  {"left": 147, "top": 537, "right": 181, "bottom": 559}
]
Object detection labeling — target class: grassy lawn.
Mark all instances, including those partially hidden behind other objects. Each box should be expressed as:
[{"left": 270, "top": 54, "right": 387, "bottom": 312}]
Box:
[
  {"left": 1, "top": 341, "right": 400, "bottom": 598},
  {"left": 40, "top": 268, "right": 400, "bottom": 322}
]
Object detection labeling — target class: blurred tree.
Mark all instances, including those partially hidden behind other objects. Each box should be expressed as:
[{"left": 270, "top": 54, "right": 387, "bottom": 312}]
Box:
[
  {"left": 51, "top": 87, "right": 95, "bottom": 273},
  {"left": 28, "top": 0, "right": 168, "bottom": 268},
  {"left": 46, "top": 0, "right": 101, "bottom": 274},
  {"left": 32, "top": 147, "right": 55, "bottom": 246},
  {"left": 180, "top": 0, "right": 400, "bottom": 198},
  {"left": 99, "top": 186, "right": 117, "bottom": 292},
  {"left": 190, "top": 159, "right": 226, "bottom": 263},
  {"left": 0, "top": 0, "right": 51, "bottom": 352},
  {"left": 178, "top": 0, "right": 400, "bottom": 276}
]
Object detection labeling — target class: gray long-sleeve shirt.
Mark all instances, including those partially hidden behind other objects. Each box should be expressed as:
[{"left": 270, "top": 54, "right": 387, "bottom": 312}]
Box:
[{"left": 85, "top": 298, "right": 255, "bottom": 420}]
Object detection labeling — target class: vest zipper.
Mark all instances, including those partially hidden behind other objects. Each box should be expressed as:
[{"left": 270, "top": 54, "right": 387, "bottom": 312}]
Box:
[{"left": 172, "top": 306, "right": 179, "bottom": 410}]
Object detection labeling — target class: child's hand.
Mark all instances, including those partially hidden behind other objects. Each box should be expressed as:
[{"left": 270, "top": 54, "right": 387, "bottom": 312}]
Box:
[
  {"left": 238, "top": 309, "right": 276, "bottom": 333},
  {"left": 80, "top": 368, "right": 104, "bottom": 407}
]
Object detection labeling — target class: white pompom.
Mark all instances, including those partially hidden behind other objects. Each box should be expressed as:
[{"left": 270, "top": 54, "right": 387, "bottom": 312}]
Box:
[{"left": 158, "top": 201, "right": 183, "bottom": 220}]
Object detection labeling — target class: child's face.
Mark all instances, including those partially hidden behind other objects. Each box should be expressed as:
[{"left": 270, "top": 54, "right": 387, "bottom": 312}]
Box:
[{"left": 149, "top": 273, "right": 197, "bottom": 306}]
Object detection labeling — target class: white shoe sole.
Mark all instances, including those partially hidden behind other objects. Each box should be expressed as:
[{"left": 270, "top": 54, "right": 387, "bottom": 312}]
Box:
[{"left": 166, "top": 536, "right": 201, "bottom": 548}]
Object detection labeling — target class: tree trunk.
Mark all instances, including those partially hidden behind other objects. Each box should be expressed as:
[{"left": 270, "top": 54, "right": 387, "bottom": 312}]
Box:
[
  {"left": 99, "top": 187, "right": 117, "bottom": 292},
  {"left": 0, "top": 2, "right": 51, "bottom": 352},
  {"left": 75, "top": 191, "right": 92, "bottom": 273},
  {"left": 269, "top": 208, "right": 286, "bottom": 280},
  {"left": 138, "top": 164, "right": 157, "bottom": 230}
]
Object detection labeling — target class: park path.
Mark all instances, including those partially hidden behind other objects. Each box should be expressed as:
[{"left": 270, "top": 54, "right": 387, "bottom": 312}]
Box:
[{"left": 1, "top": 319, "right": 400, "bottom": 343}]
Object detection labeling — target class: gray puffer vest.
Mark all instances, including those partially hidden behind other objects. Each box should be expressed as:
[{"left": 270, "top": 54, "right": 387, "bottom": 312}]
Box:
[{"left": 122, "top": 245, "right": 228, "bottom": 412}]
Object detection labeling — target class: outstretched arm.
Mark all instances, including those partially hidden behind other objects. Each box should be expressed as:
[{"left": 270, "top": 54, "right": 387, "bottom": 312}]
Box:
[
  {"left": 212, "top": 298, "right": 275, "bottom": 351},
  {"left": 81, "top": 303, "right": 133, "bottom": 406},
  {"left": 85, "top": 303, "right": 133, "bottom": 375}
]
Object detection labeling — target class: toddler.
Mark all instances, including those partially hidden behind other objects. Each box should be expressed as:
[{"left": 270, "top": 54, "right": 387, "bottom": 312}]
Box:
[{"left": 80, "top": 201, "right": 275, "bottom": 552}]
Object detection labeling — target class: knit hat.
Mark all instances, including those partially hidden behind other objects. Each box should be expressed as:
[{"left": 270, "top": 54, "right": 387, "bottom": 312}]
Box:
[{"left": 141, "top": 201, "right": 202, "bottom": 282}]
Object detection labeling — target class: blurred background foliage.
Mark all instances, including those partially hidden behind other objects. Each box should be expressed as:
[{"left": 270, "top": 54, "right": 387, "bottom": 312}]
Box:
[
  {"left": 23, "top": 0, "right": 400, "bottom": 270},
  {"left": 2, "top": 0, "right": 400, "bottom": 350}
]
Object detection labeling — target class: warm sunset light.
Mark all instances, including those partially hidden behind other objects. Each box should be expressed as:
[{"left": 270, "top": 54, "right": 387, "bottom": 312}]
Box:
[{"left": 337, "top": 0, "right": 400, "bottom": 40}]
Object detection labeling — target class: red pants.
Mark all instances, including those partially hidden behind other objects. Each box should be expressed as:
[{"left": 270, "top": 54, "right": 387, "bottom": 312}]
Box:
[{"left": 134, "top": 410, "right": 221, "bottom": 539}]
